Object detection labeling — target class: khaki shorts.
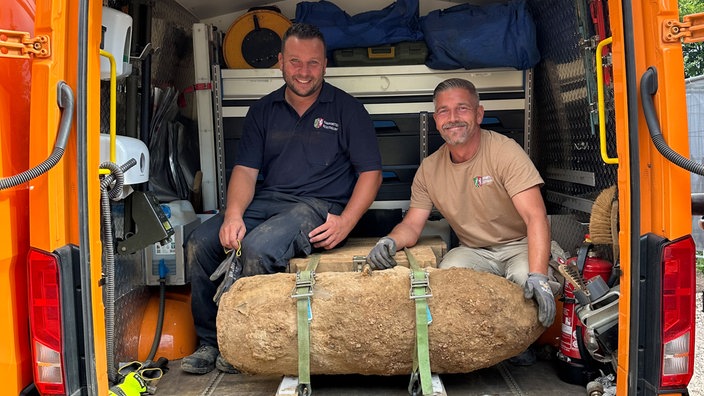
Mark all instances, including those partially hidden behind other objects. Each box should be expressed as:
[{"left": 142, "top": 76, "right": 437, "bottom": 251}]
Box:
[{"left": 438, "top": 237, "right": 529, "bottom": 286}]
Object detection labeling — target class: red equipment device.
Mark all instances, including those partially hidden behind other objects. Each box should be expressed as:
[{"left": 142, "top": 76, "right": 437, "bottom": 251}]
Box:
[{"left": 557, "top": 240, "right": 613, "bottom": 385}]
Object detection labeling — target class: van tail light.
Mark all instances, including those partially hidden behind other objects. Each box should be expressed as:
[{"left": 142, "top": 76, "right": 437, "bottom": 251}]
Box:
[
  {"left": 27, "top": 248, "right": 66, "bottom": 395},
  {"left": 660, "top": 236, "right": 696, "bottom": 388}
]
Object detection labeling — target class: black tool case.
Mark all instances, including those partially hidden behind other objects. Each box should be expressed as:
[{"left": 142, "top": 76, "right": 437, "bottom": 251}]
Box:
[{"left": 332, "top": 41, "right": 428, "bottom": 67}]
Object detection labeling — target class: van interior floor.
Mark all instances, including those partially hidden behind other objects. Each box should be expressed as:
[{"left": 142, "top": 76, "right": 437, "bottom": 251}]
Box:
[{"left": 152, "top": 358, "right": 589, "bottom": 395}]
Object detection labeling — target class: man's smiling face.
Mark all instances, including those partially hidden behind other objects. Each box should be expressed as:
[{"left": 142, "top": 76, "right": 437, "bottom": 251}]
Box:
[{"left": 279, "top": 36, "right": 327, "bottom": 99}]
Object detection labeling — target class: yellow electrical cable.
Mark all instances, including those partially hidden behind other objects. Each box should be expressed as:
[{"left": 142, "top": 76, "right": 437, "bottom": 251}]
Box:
[
  {"left": 99, "top": 49, "right": 117, "bottom": 174},
  {"left": 224, "top": 240, "right": 242, "bottom": 257}
]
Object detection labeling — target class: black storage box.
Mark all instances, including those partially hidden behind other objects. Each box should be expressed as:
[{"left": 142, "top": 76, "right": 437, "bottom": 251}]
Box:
[{"left": 332, "top": 41, "right": 428, "bottom": 67}]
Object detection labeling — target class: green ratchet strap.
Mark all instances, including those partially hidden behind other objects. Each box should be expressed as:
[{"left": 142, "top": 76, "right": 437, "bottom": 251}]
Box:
[
  {"left": 291, "top": 254, "right": 320, "bottom": 396},
  {"left": 405, "top": 248, "right": 433, "bottom": 396}
]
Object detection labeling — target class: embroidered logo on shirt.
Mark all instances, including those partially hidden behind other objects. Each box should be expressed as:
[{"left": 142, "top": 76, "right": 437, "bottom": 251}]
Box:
[
  {"left": 313, "top": 118, "right": 339, "bottom": 131},
  {"left": 473, "top": 176, "right": 494, "bottom": 187}
]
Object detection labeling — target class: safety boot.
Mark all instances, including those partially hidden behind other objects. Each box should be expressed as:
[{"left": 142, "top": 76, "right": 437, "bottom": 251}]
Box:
[
  {"left": 181, "top": 345, "right": 219, "bottom": 374},
  {"left": 216, "top": 353, "right": 239, "bottom": 374},
  {"left": 508, "top": 347, "right": 537, "bottom": 366}
]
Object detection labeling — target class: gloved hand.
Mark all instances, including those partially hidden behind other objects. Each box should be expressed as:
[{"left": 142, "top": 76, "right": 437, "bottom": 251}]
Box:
[
  {"left": 366, "top": 236, "right": 398, "bottom": 270},
  {"left": 109, "top": 372, "right": 147, "bottom": 396},
  {"left": 210, "top": 251, "right": 243, "bottom": 305},
  {"left": 524, "top": 272, "right": 556, "bottom": 328}
]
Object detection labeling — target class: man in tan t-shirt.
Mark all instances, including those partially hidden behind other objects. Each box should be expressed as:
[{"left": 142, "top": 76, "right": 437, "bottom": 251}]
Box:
[{"left": 366, "top": 78, "right": 555, "bottom": 333}]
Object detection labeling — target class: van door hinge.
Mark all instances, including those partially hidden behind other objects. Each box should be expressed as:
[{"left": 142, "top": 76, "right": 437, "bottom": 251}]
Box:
[
  {"left": 0, "top": 29, "right": 50, "bottom": 58},
  {"left": 663, "top": 12, "right": 704, "bottom": 43}
]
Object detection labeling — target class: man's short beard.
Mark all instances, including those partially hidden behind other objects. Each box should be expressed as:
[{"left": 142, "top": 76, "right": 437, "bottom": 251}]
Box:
[
  {"left": 288, "top": 84, "right": 317, "bottom": 97},
  {"left": 443, "top": 134, "right": 468, "bottom": 145},
  {"left": 283, "top": 74, "right": 321, "bottom": 98}
]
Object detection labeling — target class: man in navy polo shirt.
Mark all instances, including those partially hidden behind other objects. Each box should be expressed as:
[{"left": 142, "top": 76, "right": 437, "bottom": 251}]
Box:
[{"left": 182, "top": 23, "right": 383, "bottom": 375}]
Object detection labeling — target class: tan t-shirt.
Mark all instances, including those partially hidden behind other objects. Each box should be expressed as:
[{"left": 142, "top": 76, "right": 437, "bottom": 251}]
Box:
[{"left": 411, "top": 129, "right": 544, "bottom": 248}]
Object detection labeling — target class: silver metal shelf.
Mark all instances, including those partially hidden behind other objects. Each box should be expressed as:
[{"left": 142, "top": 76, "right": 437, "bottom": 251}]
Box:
[{"left": 221, "top": 65, "right": 525, "bottom": 100}]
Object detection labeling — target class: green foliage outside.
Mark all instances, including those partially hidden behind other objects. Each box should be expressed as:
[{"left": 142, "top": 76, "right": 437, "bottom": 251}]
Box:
[
  {"left": 698, "top": 252, "right": 704, "bottom": 273},
  {"left": 680, "top": 0, "right": 704, "bottom": 77}
]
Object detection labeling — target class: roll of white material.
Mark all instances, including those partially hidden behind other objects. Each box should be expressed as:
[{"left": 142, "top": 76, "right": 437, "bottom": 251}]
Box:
[
  {"left": 101, "top": 7, "right": 133, "bottom": 80},
  {"left": 99, "top": 134, "right": 149, "bottom": 185}
]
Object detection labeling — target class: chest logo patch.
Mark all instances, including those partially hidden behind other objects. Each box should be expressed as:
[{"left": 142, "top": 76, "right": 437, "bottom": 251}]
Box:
[
  {"left": 473, "top": 175, "right": 494, "bottom": 187},
  {"left": 314, "top": 118, "right": 339, "bottom": 131}
]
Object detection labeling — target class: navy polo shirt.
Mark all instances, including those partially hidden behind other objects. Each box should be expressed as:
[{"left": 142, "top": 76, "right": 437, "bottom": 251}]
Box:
[{"left": 234, "top": 81, "right": 382, "bottom": 206}]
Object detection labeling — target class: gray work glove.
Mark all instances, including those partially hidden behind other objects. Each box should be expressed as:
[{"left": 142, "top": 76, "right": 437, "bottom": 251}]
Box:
[
  {"left": 524, "top": 272, "right": 556, "bottom": 328},
  {"left": 366, "top": 236, "right": 398, "bottom": 270},
  {"left": 210, "top": 251, "right": 242, "bottom": 305}
]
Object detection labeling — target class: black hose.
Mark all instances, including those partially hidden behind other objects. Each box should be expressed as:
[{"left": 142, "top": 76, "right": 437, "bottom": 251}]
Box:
[
  {"left": 146, "top": 278, "right": 166, "bottom": 362},
  {"left": 640, "top": 67, "right": 704, "bottom": 176}
]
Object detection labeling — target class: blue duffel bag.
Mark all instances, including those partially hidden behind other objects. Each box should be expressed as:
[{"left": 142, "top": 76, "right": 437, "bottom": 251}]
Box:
[
  {"left": 295, "top": 0, "right": 423, "bottom": 52},
  {"left": 421, "top": 0, "right": 540, "bottom": 70}
]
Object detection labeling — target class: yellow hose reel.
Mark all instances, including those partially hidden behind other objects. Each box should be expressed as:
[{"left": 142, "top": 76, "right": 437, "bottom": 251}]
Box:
[{"left": 223, "top": 9, "right": 292, "bottom": 69}]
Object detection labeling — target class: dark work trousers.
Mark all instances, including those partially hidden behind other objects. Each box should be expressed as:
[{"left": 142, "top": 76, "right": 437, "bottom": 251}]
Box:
[{"left": 187, "top": 191, "right": 343, "bottom": 348}]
